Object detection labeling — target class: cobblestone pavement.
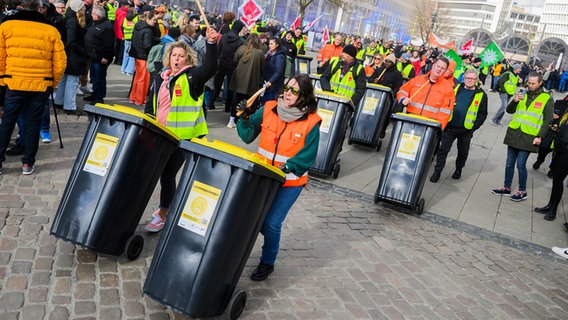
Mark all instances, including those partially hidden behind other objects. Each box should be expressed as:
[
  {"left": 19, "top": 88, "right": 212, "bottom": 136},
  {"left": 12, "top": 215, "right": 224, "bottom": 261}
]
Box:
[{"left": 0, "top": 112, "right": 567, "bottom": 319}]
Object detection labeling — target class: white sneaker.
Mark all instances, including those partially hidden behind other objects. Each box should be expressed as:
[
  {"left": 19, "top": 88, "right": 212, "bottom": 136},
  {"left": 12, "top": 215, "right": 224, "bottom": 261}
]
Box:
[
  {"left": 80, "top": 85, "right": 93, "bottom": 94},
  {"left": 76, "top": 87, "right": 84, "bottom": 96},
  {"left": 552, "top": 247, "right": 568, "bottom": 259},
  {"left": 226, "top": 119, "right": 236, "bottom": 128}
]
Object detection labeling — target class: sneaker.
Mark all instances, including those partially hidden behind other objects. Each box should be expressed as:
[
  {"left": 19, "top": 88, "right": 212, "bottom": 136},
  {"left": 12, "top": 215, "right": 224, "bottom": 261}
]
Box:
[
  {"left": 552, "top": 247, "right": 568, "bottom": 259},
  {"left": 250, "top": 261, "right": 274, "bottom": 281},
  {"left": 491, "top": 119, "right": 501, "bottom": 126},
  {"left": 5, "top": 144, "right": 24, "bottom": 156},
  {"left": 76, "top": 87, "right": 84, "bottom": 96},
  {"left": 80, "top": 85, "right": 93, "bottom": 94},
  {"left": 41, "top": 131, "right": 51, "bottom": 143},
  {"left": 491, "top": 187, "right": 511, "bottom": 195},
  {"left": 510, "top": 190, "right": 528, "bottom": 202},
  {"left": 22, "top": 164, "right": 35, "bottom": 175},
  {"left": 226, "top": 119, "right": 236, "bottom": 128},
  {"left": 144, "top": 215, "right": 165, "bottom": 232}
]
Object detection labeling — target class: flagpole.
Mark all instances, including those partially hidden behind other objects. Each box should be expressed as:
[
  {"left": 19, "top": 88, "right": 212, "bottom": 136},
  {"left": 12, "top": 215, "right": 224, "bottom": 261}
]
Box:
[{"left": 473, "top": 14, "right": 486, "bottom": 55}]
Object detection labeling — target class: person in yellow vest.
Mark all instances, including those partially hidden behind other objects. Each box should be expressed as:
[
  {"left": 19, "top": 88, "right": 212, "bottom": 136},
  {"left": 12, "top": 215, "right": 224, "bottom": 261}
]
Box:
[
  {"left": 363, "top": 41, "right": 377, "bottom": 66},
  {"left": 104, "top": 0, "right": 116, "bottom": 22},
  {"left": 355, "top": 41, "right": 364, "bottom": 63},
  {"left": 120, "top": 7, "right": 137, "bottom": 75},
  {"left": 396, "top": 52, "right": 415, "bottom": 79},
  {"left": 250, "top": 19, "right": 262, "bottom": 34},
  {"left": 143, "top": 31, "right": 219, "bottom": 232},
  {"left": 430, "top": 69, "right": 488, "bottom": 182},
  {"left": 236, "top": 74, "right": 322, "bottom": 281},
  {"left": 154, "top": 5, "right": 167, "bottom": 37},
  {"left": 292, "top": 27, "right": 305, "bottom": 54},
  {"left": 491, "top": 71, "right": 554, "bottom": 201},
  {"left": 490, "top": 60, "right": 504, "bottom": 91},
  {"left": 319, "top": 44, "right": 367, "bottom": 106},
  {"left": 492, "top": 63, "right": 522, "bottom": 126}
]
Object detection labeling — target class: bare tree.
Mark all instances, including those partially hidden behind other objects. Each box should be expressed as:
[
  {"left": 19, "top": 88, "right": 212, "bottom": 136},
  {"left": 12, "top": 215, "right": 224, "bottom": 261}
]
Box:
[
  {"left": 416, "top": 0, "right": 437, "bottom": 43},
  {"left": 295, "top": 0, "right": 316, "bottom": 25}
]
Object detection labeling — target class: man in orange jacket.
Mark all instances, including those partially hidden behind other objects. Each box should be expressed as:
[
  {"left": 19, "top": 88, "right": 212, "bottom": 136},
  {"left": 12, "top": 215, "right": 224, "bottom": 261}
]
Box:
[
  {"left": 316, "top": 33, "right": 343, "bottom": 73},
  {"left": 396, "top": 57, "right": 455, "bottom": 129}
]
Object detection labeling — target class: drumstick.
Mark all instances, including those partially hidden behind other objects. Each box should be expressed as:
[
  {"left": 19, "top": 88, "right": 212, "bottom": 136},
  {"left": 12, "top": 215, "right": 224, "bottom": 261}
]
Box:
[
  {"left": 236, "top": 87, "right": 267, "bottom": 116},
  {"left": 194, "top": 0, "right": 210, "bottom": 28}
]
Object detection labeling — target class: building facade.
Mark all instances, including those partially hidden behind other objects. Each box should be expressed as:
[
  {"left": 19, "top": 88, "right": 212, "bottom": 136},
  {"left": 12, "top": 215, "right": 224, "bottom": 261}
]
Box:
[{"left": 541, "top": 0, "right": 568, "bottom": 43}]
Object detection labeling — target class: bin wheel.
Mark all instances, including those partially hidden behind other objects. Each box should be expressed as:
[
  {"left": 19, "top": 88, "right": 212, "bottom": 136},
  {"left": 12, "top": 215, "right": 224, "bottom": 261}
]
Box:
[
  {"left": 375, "top": 140, "right": 382, "bottom": 152},
  {"left": 416, "top": 198, "right": 425, "bottom": 215},
  {"left": 332, "top": 163, "right": 340, "bottom": 178},
  {"left": 227, "top": 290, "right": 247, "bottom": 320},
  {"left": 124, "top": 234, "right": 144, "bottom": 260}
]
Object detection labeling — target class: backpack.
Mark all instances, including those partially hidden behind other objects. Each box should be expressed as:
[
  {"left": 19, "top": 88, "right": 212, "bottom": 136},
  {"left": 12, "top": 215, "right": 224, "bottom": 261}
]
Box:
[{"left": 147, "top": 44, "right": 165, "bottom": 74}]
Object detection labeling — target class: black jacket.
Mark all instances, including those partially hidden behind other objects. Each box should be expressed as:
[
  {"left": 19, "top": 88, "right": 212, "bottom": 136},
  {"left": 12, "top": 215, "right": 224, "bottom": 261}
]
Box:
[
  {"left": 320, "top": 59, "right": 367, "bottom": 106},
  {"left": 62, "top": 9, "right": 86, "bottom": 76},
  {"left": 84, "top": 18, "right": 115, "bottom": 62},
  {"left": 448, "top": 84, "right": 488, "bottom": 132},
  {"left": 217, "top": 30, "right": 244, "bottom": 69},
  {"left": 130, "top": 20, "right": 159, "bottom": 60},
  {"left": 368, "top": 66, "right": 403, "bottom": 96}
]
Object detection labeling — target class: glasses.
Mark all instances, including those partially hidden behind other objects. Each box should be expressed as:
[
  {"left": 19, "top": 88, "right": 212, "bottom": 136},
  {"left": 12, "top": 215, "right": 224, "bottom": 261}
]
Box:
[
  {"left": 283, "top": 85, "right": 300, "bottom": 95},
  {"left": 374, "top": 57, "right": 381, "bottom": 60}
]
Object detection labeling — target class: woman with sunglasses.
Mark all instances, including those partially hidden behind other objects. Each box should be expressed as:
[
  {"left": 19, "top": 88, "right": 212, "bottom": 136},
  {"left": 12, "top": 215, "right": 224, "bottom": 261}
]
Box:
[
  {"left": 365, "top": 54, "right": 383, "bottom": 77},
  {"left": 236, "top": 74, "right": 322, "bottom": 281}
]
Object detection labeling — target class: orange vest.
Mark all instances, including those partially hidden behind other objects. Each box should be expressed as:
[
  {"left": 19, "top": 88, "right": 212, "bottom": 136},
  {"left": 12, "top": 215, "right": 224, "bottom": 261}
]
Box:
[
  {"left": 317, "top": 43, "right": 343, "bottom": 64},
  {"left": 397, "top": 74, "right": 456, "bottom": 129},
  {"left": 257, "top": 101, "right": 322, "bottom": 187}
]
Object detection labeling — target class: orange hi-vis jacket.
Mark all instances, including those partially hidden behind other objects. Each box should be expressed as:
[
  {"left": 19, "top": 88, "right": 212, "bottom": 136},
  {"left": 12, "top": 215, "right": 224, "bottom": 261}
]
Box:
[
  {"left": 317, "top": 43, "right": 343, "bottom": 65},
  {"left": 397, "top": 74, "right": 456, "bottom": 129},
  {"left": 257, "top": 101, "right": 322, "bottom": 187}
]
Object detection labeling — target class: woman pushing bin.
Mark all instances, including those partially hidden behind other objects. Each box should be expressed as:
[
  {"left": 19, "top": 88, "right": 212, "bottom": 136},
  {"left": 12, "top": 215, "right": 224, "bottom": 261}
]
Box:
[
  {"left": 236, "top": 74, "right": 321, "bottom": 281},
  {"left": 143, "top": 28, "right": 219, "bottom": 232}
]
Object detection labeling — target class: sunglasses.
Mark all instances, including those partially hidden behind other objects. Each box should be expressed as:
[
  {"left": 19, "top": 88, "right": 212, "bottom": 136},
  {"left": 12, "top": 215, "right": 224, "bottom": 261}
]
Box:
[
  {"left": 283, "top": 85, "right": 300, "bottom": 95},
  {"left": 374, "top": 57, "right": 381, "bottom": 60}
]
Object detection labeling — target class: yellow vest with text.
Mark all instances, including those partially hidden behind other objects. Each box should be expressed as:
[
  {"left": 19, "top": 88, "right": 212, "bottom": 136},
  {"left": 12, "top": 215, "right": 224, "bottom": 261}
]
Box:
[
  {"left": 328, "top": 57, "right": 363, "bottom": 99},
  {"left": 450, "top": 84, "right": 484, "bottom": 129},
  {"left": 502, "top": 71, "right": 519, "bottom": 95},
  {"left": 153, "top": 75, "right": 208, "bottom": 139},
  {"left": 508, "top": 93, "right": 549, "bottom": 136},
  {"left": 122, "top": 16, "right": 138, "bottom": 40}
]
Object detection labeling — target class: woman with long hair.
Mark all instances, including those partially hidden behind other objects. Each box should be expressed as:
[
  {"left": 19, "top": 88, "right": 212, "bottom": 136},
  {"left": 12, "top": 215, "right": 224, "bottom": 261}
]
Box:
[
  {"left": 260, "top": 37, "right": 286, "bottom": 105},
  {"left": 236, "top": 74, "right": 321, "bottom": 281},
  {"left": 226, "top": 33, "right": 264, "bottom": 128},
  {"left": 128, "top": 10, "right": 159, "bottom": 106}
]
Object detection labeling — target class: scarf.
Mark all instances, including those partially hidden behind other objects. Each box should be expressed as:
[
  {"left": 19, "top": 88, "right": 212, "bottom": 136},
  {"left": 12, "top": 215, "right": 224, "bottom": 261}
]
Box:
[
  {"left": 265, "top": 49, "right": 276, "bottom": 61},
  {"left": 277, "top": 98, "right": 307, "bottom": 123}
]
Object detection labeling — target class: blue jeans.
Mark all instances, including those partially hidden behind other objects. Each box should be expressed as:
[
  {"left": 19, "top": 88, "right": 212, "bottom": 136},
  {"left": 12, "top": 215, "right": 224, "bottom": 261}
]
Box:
[
  {"left": 492, "top": 93, "right": 510, "bottom": 124},
  {"left": 13, "top": 98, "right": 50, "bottom": 146},
  {"left": 504, "top": 146, "right": 530, "bottom": 191},
  {"left": 121, "top": 40, "right": 135, "bottom": 74},
  {"left": 55, "top": 74, "right": 79, "bottom": 111},
  {"left": 260, "top": 186, "right": 303, "bottom": 265},
  {"left": 90, "top": 62, "right": 108, "bottom": 102},
  {"left": 0, "top": 89, "right": 49, "bottom": 165}
]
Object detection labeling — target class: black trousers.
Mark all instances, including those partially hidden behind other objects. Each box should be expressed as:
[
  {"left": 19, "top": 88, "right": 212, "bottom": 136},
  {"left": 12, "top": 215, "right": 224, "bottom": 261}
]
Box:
[
  {"left": 159, "top": 148, "right": 185, "bottom": 210},
  {"left": 210, "top": 65, "right": 234, "bottom": 111},
  {"left": 548, "top": 151, "right": 568, "bottom": 206},
  {"left": 434, "top": 127, "right": 473, "bottom": 173}
]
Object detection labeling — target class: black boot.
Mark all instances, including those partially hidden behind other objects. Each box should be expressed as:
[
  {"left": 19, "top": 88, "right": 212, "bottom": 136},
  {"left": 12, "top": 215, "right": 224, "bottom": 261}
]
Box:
[
  {"left": 430, "top": 171, "right": 441, "bottom": 183},
  {"left": 250, "top": 261, "right": 274, "bottom": 281},
  {"left": 451, "top": 168, "right": 462, "bottom": 180},
  {"left": 534, "top": 203, "right": 552, "bottom": 214},
  {"left": 544, "top": 203, "right": 558, "bottom": 221}
]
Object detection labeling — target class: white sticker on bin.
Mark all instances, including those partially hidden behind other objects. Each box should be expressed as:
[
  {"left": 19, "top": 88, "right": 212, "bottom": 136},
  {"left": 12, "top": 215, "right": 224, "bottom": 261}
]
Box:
[
  {"left": 396, "top": 132, "right": 421, "bottom": 162},
  {"left": 317, "top": 108, "right": 334, "bottom": 133},
  {"left": 83, "top": 133, "right": 119, "bottom": 177},
  {"left": 178, "top": 181, "right": 221, "bottom": 236},
  {"left": 362, "top": 97, "right": 378, "bottom": 115}
]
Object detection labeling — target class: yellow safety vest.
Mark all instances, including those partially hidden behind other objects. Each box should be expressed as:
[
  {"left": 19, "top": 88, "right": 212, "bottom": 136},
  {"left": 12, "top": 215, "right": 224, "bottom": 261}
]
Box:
[
  {"left": 502, "top": 71, "right": 519, "bottom": 95},
  {"left": 122, "top": 16, "right": 138, "bottom": 40},
  {"left": 396, "top": 62, "right": 414, "bottom": 78},
  {"left": 106, "top": 3, "right": 116, "bottom": 21},
  {"left": 328, "top": 57, "right": 363, "bottom": 99},
  {"left": 450, "top": 84, "right": 484, "bottom": 129},
  {"left": 153, "top": 74, "right": 208, "bottom": 139},
  {"left": 508, "top": 93, "right": 549, "bottom": 136}
]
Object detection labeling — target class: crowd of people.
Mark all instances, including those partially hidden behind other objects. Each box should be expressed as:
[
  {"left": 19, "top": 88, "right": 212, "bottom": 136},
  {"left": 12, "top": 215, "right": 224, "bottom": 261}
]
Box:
[{"left": 1, "top": 0, "right": 567, "bottom": 268}]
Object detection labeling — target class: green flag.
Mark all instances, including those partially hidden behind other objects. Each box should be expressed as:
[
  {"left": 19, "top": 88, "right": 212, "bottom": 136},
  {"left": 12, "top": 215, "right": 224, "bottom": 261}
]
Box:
[
  {"left": 444, "top": 49, "right": 463, "bottom": 68},
  {"left": 479, "top": 41, "right": 504, "bottom": 68}
]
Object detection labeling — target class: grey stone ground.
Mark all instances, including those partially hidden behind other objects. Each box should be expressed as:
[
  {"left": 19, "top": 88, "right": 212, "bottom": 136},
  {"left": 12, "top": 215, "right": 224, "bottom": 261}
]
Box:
[{"left": 0, "top": 62, "right": 567, "bottom": 319}]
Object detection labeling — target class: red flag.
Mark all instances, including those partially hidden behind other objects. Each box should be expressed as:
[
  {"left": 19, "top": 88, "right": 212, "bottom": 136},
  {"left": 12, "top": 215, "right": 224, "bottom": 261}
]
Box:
[
  {"left": 303, "top": 14, "right": 323, "bottom": 32},
  {"left": 290, "top": 15, "right": 301, "bottom": 30},
  {"left": 240, "top": 0, "right": 263, "bottom": 20},
  {"left": 459, "top": 38, "right": 473, "bottom": 54},
  {"left": 322, "top": 25, "right": 329, "bottom": 44}
]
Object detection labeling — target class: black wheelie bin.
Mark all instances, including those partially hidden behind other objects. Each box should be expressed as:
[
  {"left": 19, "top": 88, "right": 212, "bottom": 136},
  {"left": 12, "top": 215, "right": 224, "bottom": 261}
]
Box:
[
  {"left": 348, "top": 83, "right": 394, "bottom": 151},
  {"left": 50, "top": 104, "right": 179, "bottom": 260},
  {"left": 374, "top": 113, "right": 441, "bottom": 215},
  {"left": 309, "top": 90, "right": 354, "bottom": 178},
  {"left": 143, "top": 138, "right": 285, "bottom": 320},
  {"left": 295, "top": 55, "right": 313, "bottom": 74}
]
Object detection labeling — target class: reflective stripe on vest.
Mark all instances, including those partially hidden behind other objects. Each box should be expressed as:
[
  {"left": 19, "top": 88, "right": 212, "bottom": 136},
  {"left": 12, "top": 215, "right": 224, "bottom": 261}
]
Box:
[
  {"left": 502, "top": 71, "right": 519, "bottom": 95},
  {"left": 122, "top": 17, "right": 138, "bottom": 40},
  {"left": 329, "top": 57, "right": 362, "bottom": 99},
  {"left": 257, "top": 101, "right": 321, "bottom": 187},
  {"left": 508, "top": 93, "right": 549, "bottom": 136},
  {"left": 154, "top": 74, "right": 208, "bottom": 139},
  {"left": 450, "top": 84, "right": 483, "bottom": 129}
]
